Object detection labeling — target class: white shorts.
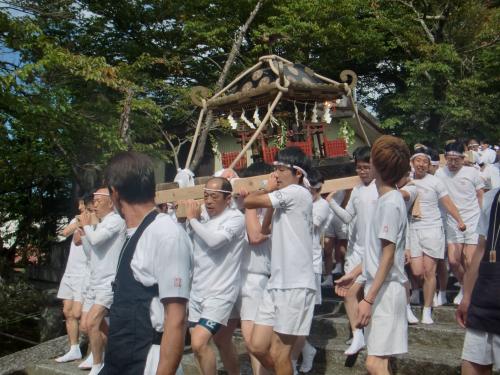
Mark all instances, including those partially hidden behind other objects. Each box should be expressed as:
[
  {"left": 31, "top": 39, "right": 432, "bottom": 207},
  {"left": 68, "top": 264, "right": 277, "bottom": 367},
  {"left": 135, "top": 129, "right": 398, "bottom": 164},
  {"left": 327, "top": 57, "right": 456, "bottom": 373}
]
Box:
[
  {"left": 446, "top": 223, "right": 479, "bottom": 245},
  {"left": 344, "top": 249, "right": 366, "bottom": 284},
  {"left": 254, "top": 288, "right": 315, "bottom": 336},
  {"left": 82, "top": 287, "right": 113, "bottom": 312},
  {"left": 409, "top": 226, "right": 445, "bottom": 259},
  {"left": 364, "top": 282, "right": 408, "bottom": 356},
  {"left": 239, "top": 272, "right": 269, "bottom": 321},
  {"left": 462, "top": 328, "right": 500, "bottom": 370},
  {"left": 325, "top": 215, "right": 348, "bottom": 240},
  {"left": 57, "top": 275, "right": 86, "bottom": 302},
  {"left": 314, "top": 274, "right": 322, "bottom": 305},
  {"left": 188, "top": 295, "right": 234, "bottom": 326}
]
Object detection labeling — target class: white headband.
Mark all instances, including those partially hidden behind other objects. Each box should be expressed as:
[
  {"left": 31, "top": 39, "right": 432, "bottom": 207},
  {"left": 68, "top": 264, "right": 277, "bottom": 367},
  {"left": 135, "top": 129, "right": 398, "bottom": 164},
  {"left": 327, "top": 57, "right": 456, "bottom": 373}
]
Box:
[
  {"left": 203, "top": 187, "right": 232, "bottom": 194},
  {"left": 273, "top": 161, "right": 311, "bottom": 188},
  {"left": 93, "top": 192, "right": 110, "bottom": 197},
  {"left": 431, "top": 161, "right": 440, "bottom": 166},
  {"left": 410, "top": 153, "right": 431, "bottom": 161},
  {"left": 445, "top": 151, "right": 465, "bottom": 157},
  {"left": 311, "top": 182, "right": 323, "bottom": 189}
]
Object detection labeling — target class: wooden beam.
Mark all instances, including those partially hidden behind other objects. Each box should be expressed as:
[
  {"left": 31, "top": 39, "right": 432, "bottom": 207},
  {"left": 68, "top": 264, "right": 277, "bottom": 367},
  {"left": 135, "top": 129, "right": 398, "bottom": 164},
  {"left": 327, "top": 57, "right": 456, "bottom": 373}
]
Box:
[
  {"left": 155, "top": 174, "right": 361, "bottom": 204},
  {"left": 157, "top": 174, "right": 362, "bottom": 218}
]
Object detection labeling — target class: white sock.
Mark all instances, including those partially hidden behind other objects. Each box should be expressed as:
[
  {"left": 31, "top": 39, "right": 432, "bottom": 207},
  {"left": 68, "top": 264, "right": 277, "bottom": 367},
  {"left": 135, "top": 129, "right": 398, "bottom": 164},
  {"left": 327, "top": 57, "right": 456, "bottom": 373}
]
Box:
[
  {"left": 438, "top": 290, "right": 447, "bottom": 302},
  {"left": 421, "top": 306, "right": 433, "bottom": 324},
  {"left": 332, "top": 262, "right": 343, "bottom": 274},
  {"left": 89, "top": 363, "right": 104, "bottom": 375},
  {"left": 55, "top": 345, "right": 82, "bottom": 363},
  {"left": 344, "top": 329, "right": 365, "bottom": 355},
  {"left": 406, "top": 304, "right": 419, "bottom": 324},
  {"left": 299, "top": 340, "right": 317, "bottom": 372}
]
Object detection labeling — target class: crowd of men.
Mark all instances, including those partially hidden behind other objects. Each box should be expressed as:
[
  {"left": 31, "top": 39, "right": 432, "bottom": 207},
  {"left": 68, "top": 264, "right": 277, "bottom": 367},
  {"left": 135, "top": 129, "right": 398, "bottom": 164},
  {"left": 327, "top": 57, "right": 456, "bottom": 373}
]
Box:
[{"left": 55, "top": 135, "right": 500, "bottom": 375}]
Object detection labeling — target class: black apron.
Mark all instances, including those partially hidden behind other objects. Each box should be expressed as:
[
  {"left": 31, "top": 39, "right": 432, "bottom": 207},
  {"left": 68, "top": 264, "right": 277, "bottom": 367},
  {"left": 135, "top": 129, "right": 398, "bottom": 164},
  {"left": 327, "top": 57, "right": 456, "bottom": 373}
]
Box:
[
  {"left": 467, "top": 189, "right": 500, "bottom": 335},
  {"left": 101, "top": 210, "right": 160, "bottom": 375}
]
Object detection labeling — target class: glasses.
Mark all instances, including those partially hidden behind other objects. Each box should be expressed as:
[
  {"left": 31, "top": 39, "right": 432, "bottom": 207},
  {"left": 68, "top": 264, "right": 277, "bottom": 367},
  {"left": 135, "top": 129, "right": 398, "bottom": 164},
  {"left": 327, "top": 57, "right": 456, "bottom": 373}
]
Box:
[
  {"left": 355, "top": 166, "right": 371, "bottom": 171},
  {"left": 446, "top": 158, "right": 463, "bottom": 164},
  {"left": 93, "top": 198, "right": 109, "bottom": 205}
]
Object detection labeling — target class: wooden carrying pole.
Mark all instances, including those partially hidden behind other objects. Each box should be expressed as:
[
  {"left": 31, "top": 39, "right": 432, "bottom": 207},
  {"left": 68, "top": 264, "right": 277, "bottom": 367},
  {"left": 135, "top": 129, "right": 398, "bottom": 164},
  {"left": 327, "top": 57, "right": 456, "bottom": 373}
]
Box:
[
  {"left": 156, "top": 175, "right": 361, "bottom": 218},
  {"left": 185, "top": 107, "right": 207, "bottom": 169},
  {"left": 228, "top": 90, "right": 283, "bottom": 170}
]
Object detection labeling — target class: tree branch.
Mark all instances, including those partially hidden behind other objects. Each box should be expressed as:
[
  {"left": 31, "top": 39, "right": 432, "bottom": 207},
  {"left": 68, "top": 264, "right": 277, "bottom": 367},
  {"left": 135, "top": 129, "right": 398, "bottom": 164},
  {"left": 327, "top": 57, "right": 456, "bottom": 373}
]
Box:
[{"left": 189, "top": 0, "right": 264, "bottom": 171}]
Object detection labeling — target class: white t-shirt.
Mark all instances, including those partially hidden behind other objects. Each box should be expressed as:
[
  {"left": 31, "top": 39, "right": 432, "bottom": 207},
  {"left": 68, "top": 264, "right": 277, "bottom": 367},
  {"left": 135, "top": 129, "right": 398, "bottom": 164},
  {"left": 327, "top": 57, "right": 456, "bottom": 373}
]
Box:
[
  {"left": 83, "top": 211, "right": 126, "bottom": 289},
  {"left": 436, "top": 166, "right": 484, "bottom": 228},
  {"left": 476, "top": 188, "right": 500, "bottom": 238},
  {"left": 126, "top": 213, "right": 192, "bottom": 375},
  {"left": 63, "top": 219, "right": 89, "bottom": 277},
  {"left": 363, "top": 190, "right": 408, "bottom": 285},
  {"left": 312, "top": 197, "right": 331, "bottom": 274},
  {"left": 189, "top": 208, "right": 245, "bottom": 302},
  {"left": 410, "top": 174, "right": 448, "bottom": 229},
  {"left": 480, "top": 164, "right": 500, "bottom": 190},
  {"left": 480, "top": 147, "right": 497, "bottom": 165},
  {"left": 241, "top": 208, "right": 271, "bottom": 275},
  {"left": 268, "top": 184, "right": 315, "bottom": 290},
  {"left": 340, "top": 181, "right": 378, "bottom": 255}
]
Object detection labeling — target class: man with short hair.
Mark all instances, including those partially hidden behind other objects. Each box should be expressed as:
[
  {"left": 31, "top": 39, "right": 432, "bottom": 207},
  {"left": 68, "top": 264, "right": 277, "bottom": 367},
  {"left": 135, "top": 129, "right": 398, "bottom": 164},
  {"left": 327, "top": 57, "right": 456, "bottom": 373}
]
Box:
[
  {"left": 55, "top": 197, "right": 90, "bottom": 363},
  {"left": 328, "top": 145, "right": 377, "bottom": 355},
  {"left": 436, "top": 141, "right": 484, "bottom": 305},
  {"left": 243, "top": 147, "right": 315, "bottom": 375},
  {"left": 185, "top": 177, "right": 245, "bottom": 375},
  {"left": 357, "top": 136, "right": 411, "bottom": 375},
  {"left": 479, "top": 140, "right": 497, "bottom": 165},
  {"left": 79, "top": 188, "right": 126, "bottom": 375},
  {"left": 101, "top": 151, "right": 192, "bottom": 375}
]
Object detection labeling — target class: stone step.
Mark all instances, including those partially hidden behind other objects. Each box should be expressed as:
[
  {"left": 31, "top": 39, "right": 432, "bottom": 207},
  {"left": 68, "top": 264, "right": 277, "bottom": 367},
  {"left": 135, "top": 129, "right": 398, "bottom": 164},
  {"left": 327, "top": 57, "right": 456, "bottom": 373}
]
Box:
[
  {"left": 308, "top": 336, "right": 463, "bottom": 375},
  {"left": 311, "top": 315, "right": 465, "bottom": 349},
  {"left": 319, "top": 297, "right": 459, "bottom": 324}
]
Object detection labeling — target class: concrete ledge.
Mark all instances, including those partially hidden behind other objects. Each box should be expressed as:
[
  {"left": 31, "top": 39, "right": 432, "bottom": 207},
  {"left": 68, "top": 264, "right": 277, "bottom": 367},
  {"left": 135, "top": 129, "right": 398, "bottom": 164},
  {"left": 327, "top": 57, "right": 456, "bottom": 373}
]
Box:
[{"left": 0, "top": 336, "right": 67, "bottom": 375}]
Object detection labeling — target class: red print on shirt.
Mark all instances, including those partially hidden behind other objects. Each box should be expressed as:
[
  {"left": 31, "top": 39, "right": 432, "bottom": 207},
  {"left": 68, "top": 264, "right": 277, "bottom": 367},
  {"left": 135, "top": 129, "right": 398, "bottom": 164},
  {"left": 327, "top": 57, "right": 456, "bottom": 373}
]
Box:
[{"left": 174, "top": 277, "right": 182, "bottom": 288}]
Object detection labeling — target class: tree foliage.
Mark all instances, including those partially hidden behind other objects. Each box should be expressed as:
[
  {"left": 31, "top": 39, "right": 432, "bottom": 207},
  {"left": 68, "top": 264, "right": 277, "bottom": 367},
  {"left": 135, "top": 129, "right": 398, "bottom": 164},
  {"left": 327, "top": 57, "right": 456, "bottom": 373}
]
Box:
[{"left": 0, "top": 0, "right": 498, "bottom": 261}]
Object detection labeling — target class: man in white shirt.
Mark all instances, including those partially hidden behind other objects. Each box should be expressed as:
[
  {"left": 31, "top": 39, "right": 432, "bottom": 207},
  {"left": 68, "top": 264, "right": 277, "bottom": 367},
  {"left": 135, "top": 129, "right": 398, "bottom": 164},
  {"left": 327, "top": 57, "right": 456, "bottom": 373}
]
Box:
[
  {"left": 78, "top": 188, "right": 126, "bottom": 375},
  {"left": 328, "top": 146, "right": 377, "bottom": 355},
  {"left": 243, "top": 147, "right": 315, "bottom": 375},
  {"left": 353, "top": 136, "right": 411, "bottom": 375},
  {"left": 435, "top": 141, "right": 484, "bottom": 304},
  {"left": 479, "top": 140, "right": 497, "bottom": 165},
  {"left": 236, "top": 162, "right": 273, "bottom": 375},
  {"left": 408, "top": 148, "right": 465, "bottom": 324},
  {"left": 101, "top": 151, "right": 191, "bottom": 375},
  {"left": 55, "top": 196, "right": 92, "bottom": 363},
  {"left": 321, "top": 190, "right": 348, "bottom": 286},
  {"left": 185, "top": 177, "right": 245, "bottom": 375},
  {"left": 291, "top": 168, "right": 330, "bottom": 373}
]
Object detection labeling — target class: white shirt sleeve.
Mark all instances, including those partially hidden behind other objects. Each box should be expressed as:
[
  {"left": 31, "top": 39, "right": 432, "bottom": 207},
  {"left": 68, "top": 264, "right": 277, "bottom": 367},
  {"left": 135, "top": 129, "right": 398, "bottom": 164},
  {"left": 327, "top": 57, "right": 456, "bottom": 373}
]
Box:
[
  {"left": 435, "top": 178, "right": 448, "bottom": 199},
  {"left": 313, "top": 201, "right": 331, "bottom": 229},
  {"left": 473, "top": 169, "right": 485, "bottom": 191},
  {"left": 83, "top": 217, "right": 122, "bottom": 248},
  {"left": 328, "top": 191, "right": 356, "bottom": 224},
  {"left": 377, "top": 201, "right": 404, "bottom": 245},
  {"left": 269, "top": 187, "right": 295, "bottom": 210},
  {"left": 189, "top": 214, "right": 244, "bottom": 250}
]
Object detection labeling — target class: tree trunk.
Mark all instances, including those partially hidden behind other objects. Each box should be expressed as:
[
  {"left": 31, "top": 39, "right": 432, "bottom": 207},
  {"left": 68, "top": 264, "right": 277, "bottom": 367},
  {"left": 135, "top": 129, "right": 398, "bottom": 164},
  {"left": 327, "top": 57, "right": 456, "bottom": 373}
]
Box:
[
  {"left": 189, "top": 0, "right": 263, "bottom": 172},
  {"left": 119, "top": 88, "right": 134, "bottom": 149}
]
